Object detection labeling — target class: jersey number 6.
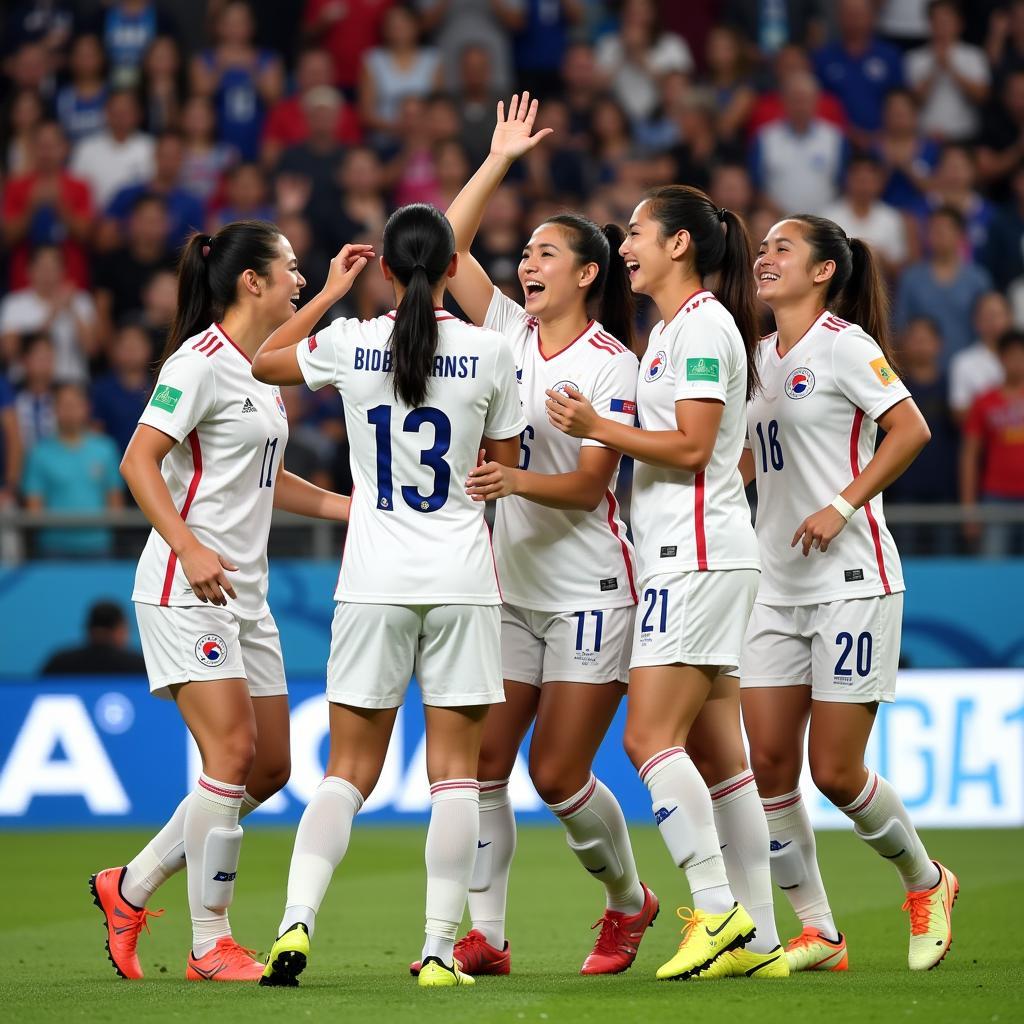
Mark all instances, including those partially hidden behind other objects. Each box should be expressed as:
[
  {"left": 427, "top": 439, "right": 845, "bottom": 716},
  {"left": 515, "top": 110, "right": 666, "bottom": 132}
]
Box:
[{"left": 368, "top": 404, "right": 452, "bottom": 513}]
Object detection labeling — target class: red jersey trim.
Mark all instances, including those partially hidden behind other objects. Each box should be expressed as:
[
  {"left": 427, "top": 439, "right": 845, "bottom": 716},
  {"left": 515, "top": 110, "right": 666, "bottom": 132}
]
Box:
[
  {"left": 694, "top": 470, "right": 708, "bottom": 571},
  {"left": 660, "top": 289, "right": 716, "bottom": 333},
  {"left": 605, "top": 489, "right": 638, "bottom": 603},
  {"left": 536, "top": 319, "right": 595, "bottom": 362},
  {"left": 215, "top": 323, "right": 252, "bottom": 364},
  {"left": 192, "top": 331, "right": 222, "bottom": 357},
  {"left": 160, "top": 429, "right": 203, "bottom": 606},
  {"left": 849, "top": 408, "right": 891, "bottom": 594}
]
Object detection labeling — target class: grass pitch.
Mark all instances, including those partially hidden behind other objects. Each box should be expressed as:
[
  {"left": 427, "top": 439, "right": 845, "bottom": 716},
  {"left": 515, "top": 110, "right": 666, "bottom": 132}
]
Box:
[{"left": 0, "top": 826, "right": 1020, "bottom": 1024}]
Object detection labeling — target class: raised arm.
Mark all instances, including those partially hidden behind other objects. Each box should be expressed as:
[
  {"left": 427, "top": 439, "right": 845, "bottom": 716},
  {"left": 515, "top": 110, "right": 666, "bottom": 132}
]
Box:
[{"left": 445, "top": 93, "right": 552, "bottom": 325}]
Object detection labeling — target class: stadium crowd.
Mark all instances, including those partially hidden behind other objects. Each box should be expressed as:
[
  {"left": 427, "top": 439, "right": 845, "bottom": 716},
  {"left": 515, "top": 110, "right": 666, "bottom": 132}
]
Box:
[{"left": 0, "top": 0, "right": 1023, "bottom": 557}]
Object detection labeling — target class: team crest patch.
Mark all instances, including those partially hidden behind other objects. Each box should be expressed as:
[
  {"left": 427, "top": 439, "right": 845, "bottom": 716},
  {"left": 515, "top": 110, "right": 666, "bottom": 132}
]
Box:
[
  {"left": 273, "top": 388, "right": 287, "bottom": 418},
  {"left": 195, "top": 634, "right": 227, "bottom": 666},
  {"left": 551, "top": 379, "right": 580, "bottom": 397},
  {"left": 686, "top": 357, "right": 719, "bottom": 382},
  {"left": 645, "top": 351, "right": 668, "bottom": 382},
  {"left": 785, "top": 367, "right": 815, "bottom": 399},
  {"left": 870, "top": 356, "right": 899, "bottom": 386},
  {"left": 150, "top": 385, "right": 182, "bottom": 413}
]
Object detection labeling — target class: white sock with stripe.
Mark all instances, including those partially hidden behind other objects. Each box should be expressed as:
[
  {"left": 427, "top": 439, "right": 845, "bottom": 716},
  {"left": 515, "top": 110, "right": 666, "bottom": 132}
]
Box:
[
  {"left": 762, "top": 788, "right": 838, "bottom": 941},
  {"left": 640, "top": 748, "right": 734, "bottom": 913},
  {"left": 279, "top": 776, "right": 364, "bottom": 938},
  {"left": 839, "top": 770, "right": 939, "bottom": 892},
  {"left": 185, "top": 774, "right": 245, "bottom": 957},
  {"left": 467, "top": 779, "right": 515, "bottom": 949},
  {"left": 547, "top": 774, "right": 645, "bottom": 915},
  {"left": 423, "top": 779, "right": 480, "bottom": 966},
  {"left": 710, "top": 770, "right": 779, "bottom": 952}
]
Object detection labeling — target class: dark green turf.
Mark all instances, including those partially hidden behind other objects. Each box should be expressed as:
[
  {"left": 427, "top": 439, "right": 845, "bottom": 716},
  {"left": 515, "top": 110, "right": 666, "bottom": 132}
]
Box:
[{"left": 1, "top": 826, "right": 1020, "bottom": 1023}]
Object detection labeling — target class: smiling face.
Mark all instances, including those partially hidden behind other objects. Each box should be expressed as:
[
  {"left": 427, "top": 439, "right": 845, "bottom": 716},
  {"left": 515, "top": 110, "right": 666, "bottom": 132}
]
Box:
[
  {"left": 251, "top": 235, "right": 307, "bottom": 324},
  {"left": 518, "top": 223, "right": 596, "bottom": 320},
  {"left": 754, "top": 219, "right": 832, "bottom": 308},
  {"left": 619, "top": 200, "right": 684, "bottom": 299}
]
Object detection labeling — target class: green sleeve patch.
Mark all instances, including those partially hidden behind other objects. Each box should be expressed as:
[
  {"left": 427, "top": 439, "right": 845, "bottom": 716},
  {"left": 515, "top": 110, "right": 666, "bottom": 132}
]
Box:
[
  {"left": 686, "top": 358, "right": 720, "bottom": 382},
  {"left": 150, "top": 385, "right": 183, "bottom": 412}
]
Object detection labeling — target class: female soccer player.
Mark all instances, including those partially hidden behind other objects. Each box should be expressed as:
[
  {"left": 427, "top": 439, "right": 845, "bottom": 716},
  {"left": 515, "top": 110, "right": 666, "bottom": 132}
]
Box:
[
  {"left": 90, "top": 221, "right": 352, "bottom": 982},
  {"left": 252, "top": 203, "right": 525, "bottom": 989},
  {"left": 742, "top": 215, "right": 956, "bottom": 972},
  {"left": 409, "top": 93, "right": 656, "bottom": 978},
  {"left": 548, "top": 186, "right": 786, "bottom": 981}
]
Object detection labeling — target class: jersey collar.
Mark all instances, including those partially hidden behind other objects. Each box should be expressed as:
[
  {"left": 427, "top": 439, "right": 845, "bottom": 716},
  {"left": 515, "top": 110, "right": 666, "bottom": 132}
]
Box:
[
  {"left": 659, "top": 289, "right": 716, "bottom": 333},
  {"left": 385, "top": 308, "right": 458, "bottom": 322},
  {"left": 214, "top": 322, "right": 253, "bottom": 364},
  {"left": 773, "top": 308, "right": 829, "bottom": 361}
]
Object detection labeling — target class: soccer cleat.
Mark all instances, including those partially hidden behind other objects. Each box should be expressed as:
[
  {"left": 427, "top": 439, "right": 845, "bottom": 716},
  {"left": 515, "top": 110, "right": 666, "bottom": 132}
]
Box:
[
  {"left": 580, "top": 882, "right": 660, "bottom": 975},
  {"left": 785, "top": 927, "right": 848, "bottom": 972},
  {"left": 260, "top": 923, "right": 310, "bottom": 987},
  {"left": 186, "top": 937, "right": 265, "bottom": 981},
  {"left": 417, "top": 955, "right": 476, "bottom": 987},
  {"left": 88, "top": 866, "right": 164, "bottom": 980},
  {"left": 409, "top": 929, "right": 510, "bottom": 977},
  {"left": 655, "top": 903, "right": 756, "bottom": 981},
  {"left": 903, "top": 860, "right": 958, "bottom": 971},
  {"left": 698, "top": 945, "right": 790, "bottom": 979}
]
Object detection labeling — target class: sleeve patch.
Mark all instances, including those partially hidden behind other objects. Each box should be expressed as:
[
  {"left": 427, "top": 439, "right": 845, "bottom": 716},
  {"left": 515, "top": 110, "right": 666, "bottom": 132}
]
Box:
[
  {"left": 150, "top": 385, "right": 182, "bottom": 412},
  {"left": 609, "top": 398, "right": 637, "bottom": 414},
  {"left": 870, "top": 356, "right": 899, "bottom": 386},
  {"left": 308, "top": 335, "right": 318, "bottom": 352},
  {"left": 686, "top": 357, "right": 720, "bottom": 382}
]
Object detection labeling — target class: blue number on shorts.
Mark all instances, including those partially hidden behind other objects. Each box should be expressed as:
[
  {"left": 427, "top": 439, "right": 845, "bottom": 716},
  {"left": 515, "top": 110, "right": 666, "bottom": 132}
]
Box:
[
  {"left": 573, "top": 610, "right": 604, "bottom": 652},
  {"left": 259, "top": 437, "right": 278, "bottom": 487},
  {"left": 754, "top": 419, "right": 784, "bottom": 472},
  {"left": 835, "top": 631, "right": 872, "bottom": 677},
  {"left": 367, "top": 405, "right": 452, "bottom": 513},
  {"left": 519, "top": 424, "right": 535, "bottom": 470},
  {"left": 640, "top": 588, "right": 669, "bottom": 633}
]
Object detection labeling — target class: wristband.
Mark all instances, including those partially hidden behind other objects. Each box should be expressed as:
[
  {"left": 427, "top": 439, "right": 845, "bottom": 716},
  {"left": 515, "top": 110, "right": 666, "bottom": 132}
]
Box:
[{"left": 831, "top": 494, "right": 856, "bottom": 522}]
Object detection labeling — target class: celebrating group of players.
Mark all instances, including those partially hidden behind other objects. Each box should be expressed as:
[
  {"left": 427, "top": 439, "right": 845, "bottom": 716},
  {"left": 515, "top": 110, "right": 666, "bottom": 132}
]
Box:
[{"left": 88, "top": 95, "right": 957, "bottom": 989}]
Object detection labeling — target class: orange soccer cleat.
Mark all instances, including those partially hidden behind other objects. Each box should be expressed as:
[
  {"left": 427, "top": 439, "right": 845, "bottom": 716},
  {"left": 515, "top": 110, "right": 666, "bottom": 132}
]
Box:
[
  {"left": 186, "top": 937, "right": 265, "bottom": 982},
  {"left": 89, "top": 866, "right": 164, "bottom": 980},
  {"left": 785, "top": 927, "right": 849, "bottom": 972}
]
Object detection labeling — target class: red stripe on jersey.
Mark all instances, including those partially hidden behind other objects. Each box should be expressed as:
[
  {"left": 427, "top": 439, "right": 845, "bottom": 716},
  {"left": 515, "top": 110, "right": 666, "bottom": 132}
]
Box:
[
  {"left": 205, "top": 340, "right": 223, "bottom": 358},
  {"left": 849, "top": 408, "right": 891, "bottom": 594},
  {"left": 694, "top": 470, "right": 708, "bottom": 571},
  {"left": 595, "top": 330, "right": 626, "bottom": 353},
  {"left": 605, "top": 489, "right": 638, "bottom": 603},
  {"left": 215, "top": 323, "right": 252, "bottom": 364},
  {"left": 192, "top": 331, "right": 216, "bottom": 353},
  {"left": 537, "top": 320, "right": 594, "bottom": 361},
  {"left": 160, "top": 429, "right": 203, "bottom": 606},
  {"left": 588, "top": 336, "right": 620, "bottom": 355}
]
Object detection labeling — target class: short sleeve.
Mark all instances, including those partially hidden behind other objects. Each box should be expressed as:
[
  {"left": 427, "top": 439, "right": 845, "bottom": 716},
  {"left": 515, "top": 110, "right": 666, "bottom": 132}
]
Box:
[
  {"left": 484, "top": 335, "right": 527, "bottom": 440},
  {"left": 138, "top": 352, "right": 217, "bottom": 442},
  {"left": 671, "top": 318, "right": 732, "bottom": 404},
  {"left": 483, "top": 286, "right": 530, "bottom": 339},
  {"left": 581, "top": 352, "right": 640, "bottom": 449},
  {"left": 831, "top": 327, "right": 911, "bottom": 420},
  {"left": 295, "top": 318, "right": 347, "bottom": 392}
]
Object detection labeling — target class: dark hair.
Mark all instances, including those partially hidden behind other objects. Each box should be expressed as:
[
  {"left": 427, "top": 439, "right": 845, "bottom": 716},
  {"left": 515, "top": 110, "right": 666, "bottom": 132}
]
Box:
[
  {"left": 997, "top": 328, "right": 1024, "bottom": 355},
  {"left": 382, "top": 203, "right": 455, "bottom": 408},
  {"left": 787, "top": 214, "right": 898, "bottom": 369},
  {"left": 644, "top": 184, "right": 761, "bottom": 399},
  {"left": 542, "top": 214, "right": 637, "bottom": 351},
  {"left": 87, "top": 600, "right": 126, "bottom": 632},
  {"left": 929, "top": 203, "right": 966, "bottom": 232},
  {"left": 159, "top": 221, "right": 281, "bottom": 377}
]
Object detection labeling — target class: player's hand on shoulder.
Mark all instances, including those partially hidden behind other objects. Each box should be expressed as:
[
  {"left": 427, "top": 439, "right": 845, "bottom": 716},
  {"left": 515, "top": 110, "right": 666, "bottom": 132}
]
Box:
[
  {"left": 791, "top": 505, "right": 848, "bottom": 556},
  {"left": 546, "top": 385, "right": 596, "bottom": 438},
  {"left": 178, "top": 540, "right": 239, "bottom": 605},
  {"left": 466, "top": 460, "right": 519, "bottom": 501}
]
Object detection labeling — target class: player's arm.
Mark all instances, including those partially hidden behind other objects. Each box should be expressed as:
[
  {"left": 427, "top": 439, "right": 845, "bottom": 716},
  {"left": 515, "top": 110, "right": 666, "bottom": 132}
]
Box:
[
  {"left": 739, "top": 446, "right": 756, "bottom": 488},
  {"left": 252, "top": 243, "right": 375, "bottom": 385},
  {"left": 445, "top": 93, "right": 552, "bottom": 325},
  {"left": 120, "top": 424, "right": 238, "bottom": 605},
  {"left": 273, "top": 469, "right": 350, "bottom": 521},
  {"left": 481, "top": 435, "right": 521, "bottom": 468}
]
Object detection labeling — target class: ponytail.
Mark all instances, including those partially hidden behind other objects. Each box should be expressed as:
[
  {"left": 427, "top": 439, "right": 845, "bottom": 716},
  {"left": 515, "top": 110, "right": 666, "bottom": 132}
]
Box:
[
  {"left": 382, "top": 203, "right": 455, "bottom": 408},
  {"left": 645, "top": 185, "right": 761, "bottom": 399}
]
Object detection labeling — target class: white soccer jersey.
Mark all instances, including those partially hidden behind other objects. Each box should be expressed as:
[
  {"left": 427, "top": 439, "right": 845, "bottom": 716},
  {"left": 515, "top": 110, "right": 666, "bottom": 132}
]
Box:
[
  {"left": 747, "top": 310, "right": 909, "bottom": 606},
  {"left": 484, "top": 288, "right": 639, "bottom": 610},
  {"left": 632, "top": 290, "right": 760, "bottom": 583},
  {"left": 297, "top": 308, "right": 526, "bottom": 604},
  {"left": 132, "top": 323, "right": 289, "bottom": 617}
]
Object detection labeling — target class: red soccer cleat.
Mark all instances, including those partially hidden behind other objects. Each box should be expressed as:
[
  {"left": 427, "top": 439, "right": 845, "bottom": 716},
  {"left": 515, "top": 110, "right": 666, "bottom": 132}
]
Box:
[
  {"left": 409, "top": 929, "right": 511, "bottom": 977},
  {"left": 186, "top": 937, "right": 265, "bottom": 982},
  {"left": 580, "top": 882, "right": 660, "bottom": 975},
  {"left": 89, "top": 866, "right": 164, "bottom": 980}
]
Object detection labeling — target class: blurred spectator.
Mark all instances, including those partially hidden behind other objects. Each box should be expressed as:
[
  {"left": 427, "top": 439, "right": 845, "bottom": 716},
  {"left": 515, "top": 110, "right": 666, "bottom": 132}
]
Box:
[
  {"left": 3, "top": 41, "right": 55, "bottom": 102},
  {"left": 0, "top": 373, "right": 22, "bottom": 508},
  {"left": 179, "top": 94, "right": 236, "bottom": 203},
  {"left": 94, "top": 195, "right": 177, "bottom": 338},
  {"left": 0, "top": 247, "right": 97, "bottom": 383},
  {"left": 873, "top": 87, "right": 939, "bottom": 212},
  {"left": 725, "top": 0, "right": 827, "bottom": 54},
  {"left": 895, "top": 206, "right": 993, "bottom": 362},
  {"left": 40, "top": 599, "right": 148, "bottom": 675},
  {"left": 905, "top": 0, "right": 989, "bottom": 142},
  {"left": 70, "top": 89, "right": 156, "bottom": 210},
  {"left": 301, "top": 0, "right": 394, "bottom": 93},
  {"left": 710, "top": 162, "right": 756, "bottom": 220},
  {"left": 823, "top": 154, "right": 909, "bottom": 277},
  {"left": 420, "top": 0, "right": 516, "bottom": 95},
  {"left": 977, "top": 70, "right": 1024, "bottom": 201},
  {"left": 471, "top": 182, "right": 522, "bottom": 286},
  {"left": 506, "top": 0, "right": 582, "bottom": 100},
  {"left": 191, "top": 0, "right": 284, "bottom": 162},
  {"left": 3, "top": 121, "right": 94, "bottom": 291},
  {"left": 276, "top": 211, "right": 330, "bottom": 300},
  {"left": 813, "top": 0, "right": 904, "bottom": 146},
  {"left": 320, "top": 146, "right": 388, "bottom": 254},
  {"left": 456, "top": 43, "right": 502, "bottom": 167},
  {"left": 359, "top": 5, "right": 442, "bottom": 140},
  {"left": 560, "top": 41, "right": 604, "bottom": 145},
  {"left": 702, "top": 25, "right": 756, "bottom": 143},
  {"left": 140, "top": 34, "right": 188, "bottom": 134},
  {"left": 1, "top": 1, "right": 75, "bottom": 57},
  {"left": 595, "top": 0, "right": 694, "bottom": 123},
  {"left": 877, "top": 0, "right": 929, "bottom": 49},
  {"left": 280, "top": 386, "right": 334, "bottom": 488},
  {"left": 590, "top": 96, "right": 649, "bottom": 188},
  {"left": 887, "top": 317, "right": 958, "bottom": 554},
  {"left": 12, "top": 334, "right": 57, "bottom": 452},
  {"left": 138, "top": 269, "right": 178, "bottom": 355},
  {"left": 209, "top": 162, "right": 276, "bottom": 230},
  {"left": 22, "top": 382, "right": 123, "bottom": 557},
  {"left": 2, "top": 87, "right": 48, "bottom": 175},
  {"left": 986, "top": 0, "right": 1024, "bottom": 83},
  {"left": 924, "top": 144, "right": 993, "bottom": 259},
  {"left": 389, "top": 95, "right": 444, "bottom": 208},
  {"left": 664, "top": 92, "right": 741, "bottom": 194},
  {"left": 751, "top": 71, "right": 847, "bottom": 214},
  {"left": 94, "top": 0, "right": 177, "bottom": 89},
  {"left": 435, "top": 138, "right": 472, "bottom": 209},
  {"left": 521, "top": 99, "right": 587, "bottom": 201},
  {"left": 261, "top": 49, "right": 362, "bottom": 170},
  {"left": 950, "top": 290, "right": 1009, "bottom": 421},
  {"left": 91, "top": 321, "right": 154, "bottom": 453},
  {"left": 55, "top": 34, "right": 109, "bottom": 146},
  {"left": 960, "top": 329, "right": 1024, "bottom": 555}
]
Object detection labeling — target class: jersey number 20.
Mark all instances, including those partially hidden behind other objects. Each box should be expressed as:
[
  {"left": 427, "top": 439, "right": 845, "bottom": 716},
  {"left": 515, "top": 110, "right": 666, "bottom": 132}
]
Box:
[{"left": 368, "top": 405, "right": 451, "bottom": 513}]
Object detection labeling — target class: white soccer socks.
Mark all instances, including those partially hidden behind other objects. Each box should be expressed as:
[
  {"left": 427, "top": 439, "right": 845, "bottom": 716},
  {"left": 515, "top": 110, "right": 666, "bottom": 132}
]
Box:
[{"left": 467, "top": 779, "right": 516, "bottom": 949}]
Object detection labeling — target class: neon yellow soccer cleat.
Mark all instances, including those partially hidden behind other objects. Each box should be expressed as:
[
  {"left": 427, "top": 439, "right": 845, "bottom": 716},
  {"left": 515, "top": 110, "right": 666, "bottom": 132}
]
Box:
[
  {"left": 259, "top": 923, "right": 309, "bottom": 987},
  {"left": 698, "top": 945, "right": 790, "bottom": 979},
  {"left": 655, "top": 903, "right": 756, "bottom": 981},
  {"left": 417, "top": 955, "right": 476, "bottom": 987},
  {"left": 902, "top": 861, "right": 959, "bottom": 971}
]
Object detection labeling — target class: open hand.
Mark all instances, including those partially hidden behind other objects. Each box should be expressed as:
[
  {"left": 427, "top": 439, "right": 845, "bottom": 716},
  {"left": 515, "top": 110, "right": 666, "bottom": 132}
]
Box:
[{"left": 490, "top": 93, "right": 554, "bottom": 162}]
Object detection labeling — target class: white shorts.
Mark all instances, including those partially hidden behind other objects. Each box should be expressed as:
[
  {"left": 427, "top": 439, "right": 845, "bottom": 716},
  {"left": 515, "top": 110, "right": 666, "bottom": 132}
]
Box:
[
  {"left": 326, "top": 602, "right": 504, "bottom": 709},
  {"left": 739, "top": 593, "right": 903, "bottom": 703},
  {"left": 630, "top": 569, "right": 759, "bottom": 675},
  {"left": 501, "top": 603, "right": 633, "bottom": 687},
  {"left": 134, "top": 602, "right": 287, "bottom": 700}
]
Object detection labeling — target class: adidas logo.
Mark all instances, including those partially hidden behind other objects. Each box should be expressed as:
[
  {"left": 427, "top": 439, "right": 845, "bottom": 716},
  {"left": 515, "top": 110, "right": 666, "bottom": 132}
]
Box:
[{"left": 242, "top": 397, "right": 257, "bottom": 413}]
